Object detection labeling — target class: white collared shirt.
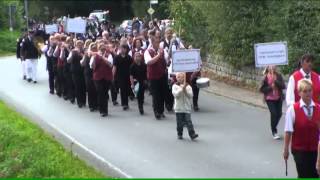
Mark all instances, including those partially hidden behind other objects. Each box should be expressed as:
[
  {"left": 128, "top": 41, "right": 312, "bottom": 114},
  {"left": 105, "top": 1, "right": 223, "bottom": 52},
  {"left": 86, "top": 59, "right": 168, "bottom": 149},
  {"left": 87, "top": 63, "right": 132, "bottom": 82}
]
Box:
[
  {"left": 89, "top": 54, "right": 113, "bottom": 69},
  {"left": 284, "top": 99, "right": 316, "bottom": 132},
  {"left": 286, "top": 69, "right": 320, "bottom": 107},
  {"left": 144, "top": 46, "right": 169, "bottom": 64}
]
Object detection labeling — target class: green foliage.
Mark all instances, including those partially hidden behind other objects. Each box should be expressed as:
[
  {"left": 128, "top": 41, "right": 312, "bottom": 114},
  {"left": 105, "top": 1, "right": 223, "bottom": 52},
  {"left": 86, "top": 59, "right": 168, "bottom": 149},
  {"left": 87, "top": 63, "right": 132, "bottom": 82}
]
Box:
[
  {"left": 169, "top": 0, "right": 320, "bottom": 74},
  {"left": 0, "top": 0, "right": 24, "bottom": 30},
  {"left": 0, "top": 101, "right": 105, "bottom": 178},
  {"left": 0, "top": 30, "right": 20, "bottom": 57}
]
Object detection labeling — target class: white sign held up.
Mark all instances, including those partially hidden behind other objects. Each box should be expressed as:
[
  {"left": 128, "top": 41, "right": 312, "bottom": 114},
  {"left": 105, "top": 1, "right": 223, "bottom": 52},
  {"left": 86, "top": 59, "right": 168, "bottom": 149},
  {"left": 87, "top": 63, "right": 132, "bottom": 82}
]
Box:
[
  {"left": 45, "top": 24, "right": 58, "bottom": 34},
  {"left": 66, "top": 18, "right": 87, "bottom": 34},
  {"left": 172, "top": 49, "right": 201, "bottom": 72},
  {"left": 254, "top": 42, "right": 288, "bottom": 67}
]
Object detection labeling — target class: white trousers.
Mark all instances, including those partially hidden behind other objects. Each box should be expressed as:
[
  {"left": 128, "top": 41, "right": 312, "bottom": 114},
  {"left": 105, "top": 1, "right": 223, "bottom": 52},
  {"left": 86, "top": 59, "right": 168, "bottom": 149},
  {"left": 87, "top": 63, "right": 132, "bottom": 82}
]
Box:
[
  {"left": 25, "top": 59, "right": 38, "bottom": 81},
  {"left": 21, "top": 60, "right": 27, "bottom": 77}
]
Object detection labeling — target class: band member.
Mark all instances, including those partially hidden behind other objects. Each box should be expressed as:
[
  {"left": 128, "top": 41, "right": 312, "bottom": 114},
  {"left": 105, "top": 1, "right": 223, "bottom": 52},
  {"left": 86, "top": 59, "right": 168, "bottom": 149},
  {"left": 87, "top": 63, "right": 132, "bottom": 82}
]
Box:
[
  {"left": 67, "top": 40, "right": 86, "bottom": 108},
  {"left": 91, "top": 43, "right": 114, "bottom": 117},
  {"left": 17, "top": 31, "right": 27, "bottom": 80},
  {"left": 53, "top": 34, "right": 67, "bottom": 98},
  {"left": 44, "top": 35, "right": 58, "bottom": 94},
  {"left": 130, "top": 52, "right": 147, "bottom": 114},
  {"left": 129, "top": 38, "right": 144, "bottom": 57},
  {"left": 113, "top": 44, "right": 133, "bottom": 110},
  {"left": 21, "top": 29, "right": 41, "bottom": 83},
  {"left": 284, "top": 79, "right": 320, "bottom": 178},
  {"left": 286, "top": 54, "right": 320, "bottom": 106},
  {"left": 63, "top": 37, "right": 75, "bottom": 103},
  {"left": 144, "top": 31, "right": 169, "bottom": 119},
  {"left": 108, "top": 42, "right": 119, "bottom": 105},
  {"left": 81, "top": 41, "right": 98, "bottom": 112}
]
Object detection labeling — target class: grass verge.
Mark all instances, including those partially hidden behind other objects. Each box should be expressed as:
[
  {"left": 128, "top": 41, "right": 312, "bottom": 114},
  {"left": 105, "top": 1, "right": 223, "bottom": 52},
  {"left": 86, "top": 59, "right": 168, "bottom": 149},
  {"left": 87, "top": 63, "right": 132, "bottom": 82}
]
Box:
[
  {"left": 0, "top": 100, "right": 105, "bottom": 178},
  {"left": 0, "top": 30, "right": 19, "bottom": 57}
]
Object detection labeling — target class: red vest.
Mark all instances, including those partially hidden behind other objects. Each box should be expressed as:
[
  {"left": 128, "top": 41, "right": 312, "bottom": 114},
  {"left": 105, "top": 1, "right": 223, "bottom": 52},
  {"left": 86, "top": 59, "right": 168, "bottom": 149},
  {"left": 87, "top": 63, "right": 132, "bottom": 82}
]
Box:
[
  {"left": 93, "top": 54, "right": 113, "bottom": 81},
  {"left": 146, "top": 49, "right": 166, "bottom": 80},
  {"left": 292, "top": 102, "right": 320, "bottom": 151},
  {"left": 293, "top": 70, "right": 320, "bottom": 103}
]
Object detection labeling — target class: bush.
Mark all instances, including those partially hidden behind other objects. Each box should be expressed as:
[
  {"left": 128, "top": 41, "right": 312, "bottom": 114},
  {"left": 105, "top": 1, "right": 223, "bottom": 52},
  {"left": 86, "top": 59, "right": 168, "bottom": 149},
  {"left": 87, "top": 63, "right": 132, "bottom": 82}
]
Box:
[{"left": 0, "top": 30, "right": 20, "bottom": 56}]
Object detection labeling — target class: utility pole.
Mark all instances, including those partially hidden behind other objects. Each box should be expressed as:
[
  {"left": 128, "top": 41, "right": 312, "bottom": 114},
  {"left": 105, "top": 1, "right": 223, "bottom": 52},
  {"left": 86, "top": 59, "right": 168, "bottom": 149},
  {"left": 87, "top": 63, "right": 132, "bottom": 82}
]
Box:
[
  {"left": 8, "top": 5, "right": 13, "bottom": 31},
  {"left": 24, "top": 0, "right": 28, "bottom": 30}
]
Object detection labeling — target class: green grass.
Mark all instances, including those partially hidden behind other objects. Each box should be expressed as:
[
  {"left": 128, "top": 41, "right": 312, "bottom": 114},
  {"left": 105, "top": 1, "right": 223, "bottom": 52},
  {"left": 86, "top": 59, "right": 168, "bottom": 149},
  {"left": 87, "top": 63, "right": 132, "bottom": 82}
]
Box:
[
  {"left": 0, "top": 30, "right": 19, "bottom": 57},
  {"left": 0, "top": 100, "right": 106, "bottom": 178}
]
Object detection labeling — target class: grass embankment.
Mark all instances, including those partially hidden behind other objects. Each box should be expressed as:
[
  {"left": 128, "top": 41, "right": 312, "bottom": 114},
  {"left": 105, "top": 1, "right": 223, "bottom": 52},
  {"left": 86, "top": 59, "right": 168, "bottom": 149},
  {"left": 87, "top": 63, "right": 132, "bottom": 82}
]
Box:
[
  {"left": 0, "top": 101, "right": 105, "bottom": 178},
  {"left": 0, "top": 30, "right": 19, "bottom": 57}
]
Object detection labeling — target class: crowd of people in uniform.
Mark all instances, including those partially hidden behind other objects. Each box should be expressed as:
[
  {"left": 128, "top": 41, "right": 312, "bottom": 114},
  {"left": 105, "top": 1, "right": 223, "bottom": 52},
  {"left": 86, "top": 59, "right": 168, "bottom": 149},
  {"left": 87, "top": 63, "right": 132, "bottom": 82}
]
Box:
[{"left": 17, "top": 18, "right": 200, "bottom": 141}]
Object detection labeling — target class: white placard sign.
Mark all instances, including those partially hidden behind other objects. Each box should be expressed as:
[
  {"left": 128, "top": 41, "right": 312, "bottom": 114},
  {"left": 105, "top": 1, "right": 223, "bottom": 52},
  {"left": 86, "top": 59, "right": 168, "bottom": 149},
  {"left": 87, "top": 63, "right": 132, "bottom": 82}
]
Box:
[
  {"left": 66, "top": 18, "right": 87, "bottom": 34},
  {"left": 172, "top": 49, "right": 201, "bottom": 72},
  {"left": 254, "top": 42, "right": 288, "bottom": 67},
  {"left": 45, "top": 24, "right": 58, "bottom": 34}
]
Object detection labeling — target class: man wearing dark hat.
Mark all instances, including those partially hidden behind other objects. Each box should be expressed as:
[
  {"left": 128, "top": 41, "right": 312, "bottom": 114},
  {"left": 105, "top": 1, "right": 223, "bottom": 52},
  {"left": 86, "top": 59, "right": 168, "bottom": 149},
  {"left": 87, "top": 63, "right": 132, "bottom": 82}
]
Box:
[{"left": 21, "top": 29, "right": 41, "bottom": 83}]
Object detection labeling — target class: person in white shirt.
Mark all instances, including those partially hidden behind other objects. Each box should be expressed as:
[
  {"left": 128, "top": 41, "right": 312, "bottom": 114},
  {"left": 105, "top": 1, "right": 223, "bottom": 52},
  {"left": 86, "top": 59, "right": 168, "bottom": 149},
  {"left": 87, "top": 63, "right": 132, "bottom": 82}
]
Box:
[
  {"left": 286, "top": 54, "right": 320, "bottom": 106},
  {"left": 284, "top": 79, "right": 320, "bottom": 178},
  {"left": 172, "top": 72, "right": 198, "bottom": 140}
]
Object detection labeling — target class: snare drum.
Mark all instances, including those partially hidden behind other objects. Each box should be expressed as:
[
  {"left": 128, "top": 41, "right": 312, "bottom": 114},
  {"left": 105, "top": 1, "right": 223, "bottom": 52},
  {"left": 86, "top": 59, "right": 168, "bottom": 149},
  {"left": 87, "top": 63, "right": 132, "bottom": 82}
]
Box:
[{"left": 196, "top": 77, "right": 210, "bottom": 88}]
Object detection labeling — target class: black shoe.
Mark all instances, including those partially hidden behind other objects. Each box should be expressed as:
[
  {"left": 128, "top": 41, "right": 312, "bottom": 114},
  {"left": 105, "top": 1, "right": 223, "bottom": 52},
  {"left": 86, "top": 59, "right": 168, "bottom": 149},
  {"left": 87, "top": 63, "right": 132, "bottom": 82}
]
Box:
[
  {"left": 49, "top": 90, "right": 54, "bottom": 95},
  {"left": 178, "top": 135, "right": 183, "bottom": 140},
  {"left": 190, "top": 133, "right": 199, "bottom": 140},
  {"left": 194, "top": 106, "right": 199, "bottom": 112},
  {"left": 23, "top": 75, "right": 26, "bottom": 80},
  {"left": 70, "top": 100, "right": 75, "bottom": 104},
  {"left": 139, "top": 108, "right": 144, "bottom": 115},
  {"left": 100, "top": 113, "right": 108, "bottom": 117},
  {"left": 27, "top": 78, "right": 32, "bottom": 83},
  {"left": 63, "top": 96, "right": 68, "bottom": 100},
  {"left": 90, "top": 108, "right": 96, "bottom": 112},
  {"left": 113, "top": 101, "right": 119, "bottom": 106},
  {"left": 155, "top": 114, "right": 161, "bottom": 120},
  {"left": 129, "top": 96, "right": 135, "bottom": 101},
  {"left": 33, "top": 81, "right": 37, "bottom": 84},
  {"left": 123, "top": 106, "right": 129, "bottom": 110},
  {"left": 160, "top": 114, "right": 165, "bottom": 118},
  {"left": 57, "top": 93, "right": 62, "bottom": 97}
]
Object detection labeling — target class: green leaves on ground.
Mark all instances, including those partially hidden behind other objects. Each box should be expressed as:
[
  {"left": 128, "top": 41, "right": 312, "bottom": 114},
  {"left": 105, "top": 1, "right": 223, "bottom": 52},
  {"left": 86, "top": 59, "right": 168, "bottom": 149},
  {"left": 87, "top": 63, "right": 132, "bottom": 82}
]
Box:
[{"left": 0, "top": 101, "right": 105, "bottom": 178}]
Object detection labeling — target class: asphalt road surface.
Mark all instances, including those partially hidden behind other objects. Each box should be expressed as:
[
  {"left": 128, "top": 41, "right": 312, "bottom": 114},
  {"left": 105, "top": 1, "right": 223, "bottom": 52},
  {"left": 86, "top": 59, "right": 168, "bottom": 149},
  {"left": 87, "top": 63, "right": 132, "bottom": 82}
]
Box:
[{"left": 0, "top": 56, "right": 296, "bottom": 178}]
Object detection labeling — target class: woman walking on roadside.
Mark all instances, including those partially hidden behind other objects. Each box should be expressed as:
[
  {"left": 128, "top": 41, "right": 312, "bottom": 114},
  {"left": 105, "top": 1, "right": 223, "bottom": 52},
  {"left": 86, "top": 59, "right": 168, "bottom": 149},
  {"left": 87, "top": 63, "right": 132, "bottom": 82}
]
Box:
[{"left": 260, "top": 65, "right": 286, "bottom": 139}]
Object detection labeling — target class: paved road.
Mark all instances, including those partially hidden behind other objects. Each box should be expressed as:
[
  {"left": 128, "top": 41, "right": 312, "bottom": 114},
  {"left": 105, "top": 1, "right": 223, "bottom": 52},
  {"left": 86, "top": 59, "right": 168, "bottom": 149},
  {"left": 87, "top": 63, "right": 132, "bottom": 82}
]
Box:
[{"left": 0, "top": 56, "right": 296, "bottom": 178}]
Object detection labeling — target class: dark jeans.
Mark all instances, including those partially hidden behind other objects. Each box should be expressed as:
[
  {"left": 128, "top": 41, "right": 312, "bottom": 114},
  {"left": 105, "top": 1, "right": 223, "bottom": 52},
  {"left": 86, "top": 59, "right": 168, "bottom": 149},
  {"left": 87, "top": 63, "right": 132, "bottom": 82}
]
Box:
[
  {"left": 191, "top": 77, "right": 200, "bottom": 107},
  {"left": 119, "top": 80, "right": 130, "bottom": 107},
  {"left": 164, "top": 76, "right": 174, "bottom": 111},
  {"left": 266, "top": 99, "right": 282, "bottom": 135},
  {"left": 150, "top": 75, "right": 167, "bottom": 116},
  {"left": 137, "top": 81, "right": 145, "bottom": 108},
  {"left": 176, "top": 113, "right": 195, "bottom": 136},
  {"left": 94, "top": 79, "right": 111, "bottom": 114},
  {"left": 292, "top": 150, "right": 319, "bottom": 178},
  {"left": 72, "top": 72, "right": 86, "bottom": 106},
  {"left": 47, "top": 59, "right": 56, "bottom": 93}
]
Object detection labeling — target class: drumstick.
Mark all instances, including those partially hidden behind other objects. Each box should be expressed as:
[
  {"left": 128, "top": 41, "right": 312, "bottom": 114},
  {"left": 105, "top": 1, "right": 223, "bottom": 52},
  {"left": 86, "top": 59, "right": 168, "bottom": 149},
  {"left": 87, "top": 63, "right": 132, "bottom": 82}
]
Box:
[{"left": 285, "top": 159, "right": 288, "bottom": 176}]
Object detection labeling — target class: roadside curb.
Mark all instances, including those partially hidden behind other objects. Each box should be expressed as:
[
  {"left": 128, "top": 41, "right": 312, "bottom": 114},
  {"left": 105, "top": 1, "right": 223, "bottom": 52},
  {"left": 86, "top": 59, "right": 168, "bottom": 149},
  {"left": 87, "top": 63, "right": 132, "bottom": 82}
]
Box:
[{"left": 0, "top": 92, "right": 132, "bottom": 178}]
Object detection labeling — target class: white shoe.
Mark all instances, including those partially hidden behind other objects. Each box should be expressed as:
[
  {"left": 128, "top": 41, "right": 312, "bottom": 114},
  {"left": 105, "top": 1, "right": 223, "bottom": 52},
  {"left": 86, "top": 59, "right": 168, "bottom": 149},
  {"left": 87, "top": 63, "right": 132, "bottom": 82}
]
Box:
[{"left": 273, "top": 134, "right": 280, "bottom": 140}]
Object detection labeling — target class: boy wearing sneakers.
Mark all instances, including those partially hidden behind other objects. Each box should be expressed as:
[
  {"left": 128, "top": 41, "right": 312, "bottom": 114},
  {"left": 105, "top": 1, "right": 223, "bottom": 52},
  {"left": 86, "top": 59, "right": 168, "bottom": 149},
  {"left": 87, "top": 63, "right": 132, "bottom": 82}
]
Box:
[{"left": 172, "top": 72, "right": 199, "bottom": 140}]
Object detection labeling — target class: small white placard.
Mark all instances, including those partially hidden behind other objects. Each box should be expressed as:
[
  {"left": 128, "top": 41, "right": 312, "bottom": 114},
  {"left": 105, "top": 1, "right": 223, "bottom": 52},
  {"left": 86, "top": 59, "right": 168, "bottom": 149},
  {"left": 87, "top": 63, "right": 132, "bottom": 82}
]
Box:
[
  {"left": 66, "top": 18, "right": 87, "bottom": 34},
  {"left": 45, "top": 24, "right": 58, "bottom": 34},
  {"left": 172, "top": 49, "right": 201, "bottom": 72},
  {"left": 254, "top": 42, "right": 288, "bottom": 67}
]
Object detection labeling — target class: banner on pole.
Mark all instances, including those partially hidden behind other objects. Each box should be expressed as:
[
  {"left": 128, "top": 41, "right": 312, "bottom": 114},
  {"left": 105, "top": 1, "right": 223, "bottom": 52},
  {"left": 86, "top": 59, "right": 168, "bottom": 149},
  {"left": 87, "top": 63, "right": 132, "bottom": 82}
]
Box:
[
  {"left": 66, "top": 18, "right": 87, "bottom": 34},
  {"left": 172, "top": 49, "right": 201, "bottom": 72},
  {"left": 45, "top": 24, "right": 58, "bottom": 34},
  {"left": 254, "top": 42, "right": 288, "bottom": 67}
]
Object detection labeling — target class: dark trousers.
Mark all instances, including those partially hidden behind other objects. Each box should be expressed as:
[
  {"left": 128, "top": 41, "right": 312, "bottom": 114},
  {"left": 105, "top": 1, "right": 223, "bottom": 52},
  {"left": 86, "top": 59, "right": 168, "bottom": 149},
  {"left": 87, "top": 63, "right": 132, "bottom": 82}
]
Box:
[
  {"left": 64, "top": 66, "right": 75, "bottom": 103},
  {"left": 164, "top": 76, "right": 174, "bottom": 111},
  {"left": 292, "top": 150, "right": 319, "bottom": 178},
  {"left": 118, "top": 80, "right": 130, "bottom": 106},
  {"left": 191, "top": 78, "right": 200, "bottom": 107},
  {"left": 110, "top": 80, "right": 119, "bottom": 103},
  {"left": 266, "top": 99, "right": 282, "bottom": 135},
  {"left": 94, "top": 79, "right": 111, "bottom": 114},
  {"left": 72, "top": 72, "right": 86, "bottom": 107},
  {"left": 176, "top": 113, "right": 195, "bottom": 136},
  {"left": 47, "top": 60, "right": 56, "bottom": 93},
  {"left": 85, "top": 75, "right": 97, "bottom": 110},
  {"left": 137, "top": 81, "right": 145, "bottom": 109},
  {"left": 150, "top": 75, "right": 167, "bottom": 116},
  {"left": 56, "top": 66, "right": 65, "bottom": 96}
]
